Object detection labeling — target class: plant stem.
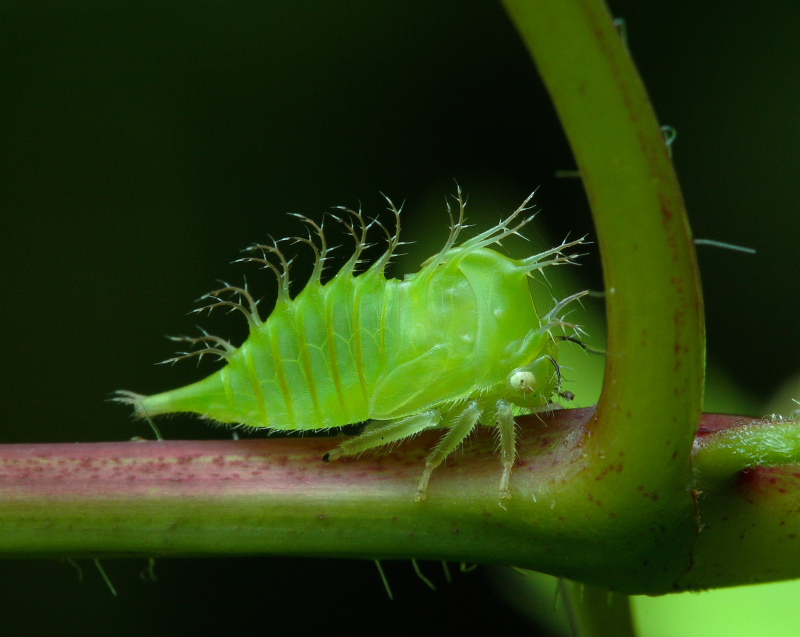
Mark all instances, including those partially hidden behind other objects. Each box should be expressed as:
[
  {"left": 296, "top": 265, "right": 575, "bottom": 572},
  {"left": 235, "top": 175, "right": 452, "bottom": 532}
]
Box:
[
  {"left": 0, "top": 409, "right": 592, "bottom": 563},
  {"left": 681, "top": 414, "right": 800, "bottom": 589},
  {"left": 3, "top": 412, "right": 800, "bottom": 591},
  {"left": 693, "top": 416, "right": 800, "bottom": 486},
  {"left": 501, "top": 0, "right": 704, "bottom": 584}
]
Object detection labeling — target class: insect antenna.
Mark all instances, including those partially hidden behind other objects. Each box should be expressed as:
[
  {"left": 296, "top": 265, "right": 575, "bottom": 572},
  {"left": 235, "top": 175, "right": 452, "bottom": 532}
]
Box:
[
  {"left": 557, "top": 334, "right": 606, "bottom": 356},
  {"left": 237, "top": 239, "right": 293, "bottom": 302},
  {"left": 543, "top": 354, "right": 577, "bottom": 402},
  {"left": 546, "top": 353, "right": 564, "bottom": 387}
]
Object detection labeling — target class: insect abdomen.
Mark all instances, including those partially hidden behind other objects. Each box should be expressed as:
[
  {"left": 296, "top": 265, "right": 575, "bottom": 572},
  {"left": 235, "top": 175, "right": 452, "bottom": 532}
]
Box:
[{"left": 135, "top": 266, "right": 395, "bottom": 431}]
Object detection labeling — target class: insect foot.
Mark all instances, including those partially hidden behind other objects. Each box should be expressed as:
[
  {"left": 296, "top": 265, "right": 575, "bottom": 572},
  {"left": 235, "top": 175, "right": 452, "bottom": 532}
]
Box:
[{"left": 116, "top": 190, "right": 586, "bottom": 499}]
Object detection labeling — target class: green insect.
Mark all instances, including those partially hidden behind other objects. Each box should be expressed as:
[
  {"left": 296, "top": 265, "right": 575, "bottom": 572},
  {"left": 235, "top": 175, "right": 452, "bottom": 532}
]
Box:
[{"left": 116, "top": 190, "right": 585, "bottom": 500}]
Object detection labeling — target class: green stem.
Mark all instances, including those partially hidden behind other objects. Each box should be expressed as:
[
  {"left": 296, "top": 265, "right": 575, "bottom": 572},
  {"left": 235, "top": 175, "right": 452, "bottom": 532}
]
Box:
[
  {"left": 0, "top": 410, "right": 592, "bottom": 562},
  {"left": 4, "top": 412, "right": 800, "bottom": 592},
  {"left": 680, "top": 414, "right": 800, "bottom": 589},
  {"left": 694, "top": 416, "right": 800, "bottom": 487},
  {"left": 501, "top": 0, "right": 704, "bottom": 583}
]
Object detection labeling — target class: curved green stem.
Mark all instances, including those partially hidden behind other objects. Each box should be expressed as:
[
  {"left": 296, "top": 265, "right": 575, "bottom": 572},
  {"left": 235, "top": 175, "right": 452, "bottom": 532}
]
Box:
[{"left": 502, "top": 0, "right": 704, "bottom": 583}]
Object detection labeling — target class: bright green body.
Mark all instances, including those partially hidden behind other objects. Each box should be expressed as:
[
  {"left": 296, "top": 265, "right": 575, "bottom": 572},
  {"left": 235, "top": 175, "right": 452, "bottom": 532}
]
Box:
[{"left": 138, "top": 246, "right": 557, "bottom": 430}]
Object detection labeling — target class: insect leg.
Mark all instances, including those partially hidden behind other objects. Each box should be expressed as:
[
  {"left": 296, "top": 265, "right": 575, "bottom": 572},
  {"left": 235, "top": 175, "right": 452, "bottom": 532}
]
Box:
[
  {"left": 496, "top": 400, "right": 516, "bottom": 499},
  {"left": 323, "top": 410, "right": 442, "bottom": 462},
  {"left": 415, "top": 401, "right": 481, "bottom": 502}
]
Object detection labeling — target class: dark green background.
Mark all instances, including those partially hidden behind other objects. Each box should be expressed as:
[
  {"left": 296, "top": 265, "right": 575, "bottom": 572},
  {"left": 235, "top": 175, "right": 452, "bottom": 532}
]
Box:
[{"left": 2, "top": 1, "right": 798, "bottom": 635}]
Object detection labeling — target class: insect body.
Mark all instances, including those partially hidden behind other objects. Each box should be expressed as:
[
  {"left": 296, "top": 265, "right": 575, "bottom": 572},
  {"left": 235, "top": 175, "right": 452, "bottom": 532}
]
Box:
[{"left": 116, "top": 191, "right": 585, "bottom": 500}]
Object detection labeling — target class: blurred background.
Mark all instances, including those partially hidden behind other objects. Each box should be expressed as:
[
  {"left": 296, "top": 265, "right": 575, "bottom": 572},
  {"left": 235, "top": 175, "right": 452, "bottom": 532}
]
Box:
[{"left": 1, "top": 1, "right": 799, "bottom": 635}]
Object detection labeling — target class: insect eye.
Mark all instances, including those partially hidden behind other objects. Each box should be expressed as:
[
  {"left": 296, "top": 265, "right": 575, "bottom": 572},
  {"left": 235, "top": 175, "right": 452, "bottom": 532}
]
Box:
[{"left": 508, "top": 369, "right": 537, "bottom": 395}]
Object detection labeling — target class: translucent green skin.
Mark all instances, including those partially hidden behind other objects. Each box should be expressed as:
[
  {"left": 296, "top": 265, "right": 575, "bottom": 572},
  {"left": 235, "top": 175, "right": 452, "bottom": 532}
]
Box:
[{"left": 138, "top": 246, "right": 558, "bottom": 430}]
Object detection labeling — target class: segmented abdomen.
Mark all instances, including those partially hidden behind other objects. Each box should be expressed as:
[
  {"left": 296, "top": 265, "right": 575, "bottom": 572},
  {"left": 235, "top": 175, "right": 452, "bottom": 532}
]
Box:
[{"left": 216, "top": 270, "right": 395, "bottom": 430}]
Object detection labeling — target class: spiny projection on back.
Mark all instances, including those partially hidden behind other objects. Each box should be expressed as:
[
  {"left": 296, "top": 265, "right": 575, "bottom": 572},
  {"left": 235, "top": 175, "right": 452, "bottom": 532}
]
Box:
[{"left": 116, "top": 189, "right": 587, "bottom": 500}]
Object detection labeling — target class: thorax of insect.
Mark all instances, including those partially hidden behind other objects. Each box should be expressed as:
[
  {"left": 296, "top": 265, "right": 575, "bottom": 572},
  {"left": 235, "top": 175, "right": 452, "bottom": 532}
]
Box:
[{"left": 116, "top": 190, "right": 586, "bottom": 501}]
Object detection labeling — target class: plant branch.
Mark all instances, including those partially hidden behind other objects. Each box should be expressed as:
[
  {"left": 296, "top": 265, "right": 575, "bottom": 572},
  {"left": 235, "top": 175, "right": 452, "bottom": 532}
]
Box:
[
  {"left": 501, "top": 0, "right": 705, "bottom": 586},
  {"left": 681, "top": 414, "right": 800, "bottom": 589},
  {"left": 693, "top": 414, "right": 800, "bottom": 486},
  {"left": 3, "top": 412, "right": 800, "bottom": 592}
]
